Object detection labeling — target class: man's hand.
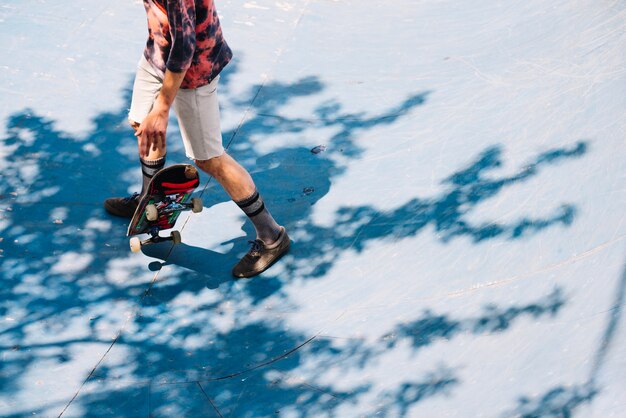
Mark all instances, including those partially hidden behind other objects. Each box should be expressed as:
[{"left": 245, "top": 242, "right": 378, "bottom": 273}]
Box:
[{"left": 135, "top": 102, "right": 169, "bottom": 158}]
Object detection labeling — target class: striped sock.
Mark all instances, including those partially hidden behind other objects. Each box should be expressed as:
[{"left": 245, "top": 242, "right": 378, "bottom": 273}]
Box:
[
  {"left": 236, "top": 190, "right": 281, "bottom": 245},
  {"left": 140, "top": 155, "right": 166, "bottom": 194}
]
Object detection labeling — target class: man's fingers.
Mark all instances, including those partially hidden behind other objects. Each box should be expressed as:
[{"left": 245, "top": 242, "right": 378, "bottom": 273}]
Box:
[
  {"left": 145, "top": 134, "right": 153, "bottom": 156},
  {"left": 139, "top": 132, "right": 150, "bottom": 158},
  {"left": 149, "top": 132, "right": 165, "bottom": 152},
  {"left": 135, "top": 121, "right": 165, "bottom": 157},
  {"left": 149, "top": 132, "right": 157, "bottom": 151}
]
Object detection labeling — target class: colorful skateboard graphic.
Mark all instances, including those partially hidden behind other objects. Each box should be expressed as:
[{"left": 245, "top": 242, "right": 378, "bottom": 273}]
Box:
[{"left": 127, "top": 164, "right": 202, "bottom": 252}]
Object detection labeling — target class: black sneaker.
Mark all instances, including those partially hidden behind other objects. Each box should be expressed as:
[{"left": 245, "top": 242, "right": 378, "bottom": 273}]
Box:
[
  {"left": 104, "top": 193, "right": 141, "bottom": 218},
  {"left": 232, "top": 227, "right": 290, "bottom": 278}
]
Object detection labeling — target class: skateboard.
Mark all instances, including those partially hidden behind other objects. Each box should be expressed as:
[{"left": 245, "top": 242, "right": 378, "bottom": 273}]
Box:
[{"left": 127, "top": 164, "right": 203, "bottom": 253}]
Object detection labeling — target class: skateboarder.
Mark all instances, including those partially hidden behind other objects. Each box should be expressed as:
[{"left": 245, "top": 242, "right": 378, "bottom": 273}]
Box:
[{"left": 104, "top": 0, "right": 289, "bottom": 278}]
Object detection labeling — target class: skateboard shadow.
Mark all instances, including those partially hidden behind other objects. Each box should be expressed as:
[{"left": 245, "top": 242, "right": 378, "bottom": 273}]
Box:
[{"left": 141, "top": 240, "right": 242, "bottom": 288}]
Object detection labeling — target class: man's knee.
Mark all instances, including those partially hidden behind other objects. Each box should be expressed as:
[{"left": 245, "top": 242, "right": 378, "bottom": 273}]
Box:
[{"left": 195, "top": 154, "right": 224, "bottom": 176}]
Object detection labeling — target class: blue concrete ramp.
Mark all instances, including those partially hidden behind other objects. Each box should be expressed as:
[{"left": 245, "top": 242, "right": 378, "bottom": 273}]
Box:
[{"left": 1, "top": 0, "right": 625, "bottom": 416}]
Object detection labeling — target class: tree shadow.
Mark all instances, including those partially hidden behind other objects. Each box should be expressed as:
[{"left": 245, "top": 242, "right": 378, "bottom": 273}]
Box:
[
  {"left": 376, "top": 366, "right": 459, "bottom": 417},
  {"left": 0, "top": 59, "right": 595, "bottom": 416},
  {"left": 384, "top": 288, "right": 566, "bottom": 352},
  {"left": 500, "top": 263, "right": 626, "bottom": 418},
  {"left": 504, "top": 384, "right": 597, "bottom": 418}
]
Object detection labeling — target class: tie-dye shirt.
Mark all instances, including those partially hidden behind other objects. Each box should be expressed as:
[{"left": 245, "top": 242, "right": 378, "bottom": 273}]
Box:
[{"left": 142, "top": 0, "right": 232, "bottom": 89}]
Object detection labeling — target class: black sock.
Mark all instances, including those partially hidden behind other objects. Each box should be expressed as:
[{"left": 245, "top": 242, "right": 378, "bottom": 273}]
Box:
[
  {"left": 140, "top": 155, "right": 166, "bottom": 194},
  {"left": 235, "top": 190, "right": 281, "bottom": 245}
]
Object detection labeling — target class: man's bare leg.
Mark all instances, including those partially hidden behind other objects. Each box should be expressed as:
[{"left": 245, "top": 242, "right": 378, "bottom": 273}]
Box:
[
  {"left": 133, "top": 121, "right": 167, "bottom": 194},
  {"left": 103, "top": 122, "right": 167, "bottom": 218},
  {"left": 195, "top": 152, "right": 282, "bottom": 244},
  {"left": 195, "top": 152, "right": 289, "bottom": 278},
  {"left": 195, "top": 152, "right": 255, "bottom": 202}
]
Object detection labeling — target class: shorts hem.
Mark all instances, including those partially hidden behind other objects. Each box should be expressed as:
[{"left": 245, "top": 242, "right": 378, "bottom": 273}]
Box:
[{"left": 185, "top": 147, "right": 225, "bottom": 162}]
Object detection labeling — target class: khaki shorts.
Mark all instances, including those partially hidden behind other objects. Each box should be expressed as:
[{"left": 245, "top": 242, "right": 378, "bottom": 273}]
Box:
[{"left": 128, "top": 55, "right": 224, "bottom": 161}]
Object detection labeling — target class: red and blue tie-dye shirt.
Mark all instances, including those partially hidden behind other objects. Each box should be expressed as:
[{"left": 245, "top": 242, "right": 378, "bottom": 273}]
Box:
[{"left": 142, "top": 0, "right": 232, "bottom": 89}]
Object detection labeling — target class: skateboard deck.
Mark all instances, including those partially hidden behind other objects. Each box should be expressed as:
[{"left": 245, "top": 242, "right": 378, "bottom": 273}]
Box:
[{"left": 127, "top": 164, "right": 202, "bottom": 252}]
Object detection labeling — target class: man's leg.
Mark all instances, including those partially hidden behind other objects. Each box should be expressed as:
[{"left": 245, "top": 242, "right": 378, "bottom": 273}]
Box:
[
  {"left": 104, "top": 57, "right": 166, "bottom": 218},
  {"left": 195, "top": 153, "right": 289, "bottom": 278},
  {"left": 174, "top": 79, "right": 289, "bottom": 277},
  {"left": 136, "top": 121, "right": 167, "bottom": 195},
  {"left": 195, "top": 153, "right": 282, "bottom": 245},
  {"left": 104, "top": 122, "right": 167, "bottom": 218}
]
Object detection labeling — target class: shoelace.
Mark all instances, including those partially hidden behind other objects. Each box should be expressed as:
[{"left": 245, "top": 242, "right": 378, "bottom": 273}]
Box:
[
  {"left": 123, "top": 192, "right": 141, "bottom": 204},
  {"left": 247, "top": 240, "right": 264, "bottom": 257}
]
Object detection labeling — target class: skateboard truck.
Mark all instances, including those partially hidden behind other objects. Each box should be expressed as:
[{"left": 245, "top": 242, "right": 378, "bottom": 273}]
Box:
[
  {"left": 129, "top": 227, "right": 182, "bottom": 253},
  {"left": 129, "top": 199, "right": 202, "bottom": 253}
]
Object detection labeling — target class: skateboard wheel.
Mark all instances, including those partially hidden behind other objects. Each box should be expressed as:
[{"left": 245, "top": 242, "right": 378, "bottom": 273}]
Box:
[
  {"left": 145, "top": 204, "right": 158, "bottom": 221},
  {"left": 191, "top": 198, "right": 203, "bottom": 213},
  {"left": 184, "top": 165, "right": 198, "bottom": 179},
  {"left": 170, "top": 230, "right": 182, "bottom": 245},
  {"left": 130, "top": 237, "right": 142, "bottom": 253}
]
